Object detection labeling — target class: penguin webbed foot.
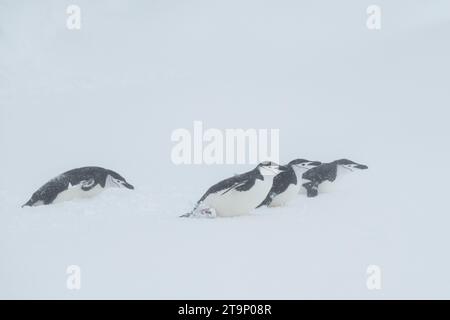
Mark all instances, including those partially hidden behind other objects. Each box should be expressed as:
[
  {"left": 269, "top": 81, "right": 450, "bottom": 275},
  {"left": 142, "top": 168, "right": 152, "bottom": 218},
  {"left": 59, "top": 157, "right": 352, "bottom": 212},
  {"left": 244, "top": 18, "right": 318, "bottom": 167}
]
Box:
[
  {"left": 199, "top": 207, "right": 216, "bottom": 218},
  {"left": 182, "top": 203, "right": 216, "bottom": 218}
]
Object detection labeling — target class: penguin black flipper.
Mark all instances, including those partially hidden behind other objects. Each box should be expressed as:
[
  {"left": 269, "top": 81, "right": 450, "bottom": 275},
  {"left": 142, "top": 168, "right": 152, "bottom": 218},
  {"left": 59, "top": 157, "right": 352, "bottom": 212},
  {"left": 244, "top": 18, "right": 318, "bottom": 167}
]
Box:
[
  {"left": 257, "top": 168, "right": 297, "bottom": 208},
  {"left": 198, "top": 179, "right": 241, "bottom": 202},
  {"left": 80, "top": 178, "right": 97, "bottom": 191},
  {"left": 256, "top": 191, "right": 276, "bottom": 208},
  {"left": 198, "top": 170, "right": 262, "bottom": 202},
  {"left": 220, "top": 181, "right": 248, "bottom": 195},
  {"left": 301, "top": 162, "right": 339, "bottom": 197},
  {"left": 233, "top": 176, "right": 261, "bottom": 192}
]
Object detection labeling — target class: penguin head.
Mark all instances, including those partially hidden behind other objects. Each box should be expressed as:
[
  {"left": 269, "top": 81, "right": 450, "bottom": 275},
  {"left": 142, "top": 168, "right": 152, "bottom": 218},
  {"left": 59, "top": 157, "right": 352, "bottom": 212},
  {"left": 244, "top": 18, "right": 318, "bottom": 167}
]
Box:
[
  {"left": 335, "top": 159, "right": 368, "bottom": 171},
  {"left": 288, "top": 159, "right": 322, "bottom": 171},
  {"left": 257, "top": 161, "right": 288, "bottom": 176},
  {"left": 105, "top": 170, "right": 134, "bottom": 189}
]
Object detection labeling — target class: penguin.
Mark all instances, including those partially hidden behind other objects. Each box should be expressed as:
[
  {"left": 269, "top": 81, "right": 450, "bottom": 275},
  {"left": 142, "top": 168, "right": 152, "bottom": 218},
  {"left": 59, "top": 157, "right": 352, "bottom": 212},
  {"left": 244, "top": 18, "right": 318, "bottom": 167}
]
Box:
[
  {"left": 182, "top": 161, "right": 287, "bottom": 218},
  {"left": 301, "top": 159, "right": 368, "bottom": 197},
  {"left": 22, "top": 166, "right": 134, "bottom": 207},
  {"left": 257, "top": 159, "right": 322, "bottom": 208}
]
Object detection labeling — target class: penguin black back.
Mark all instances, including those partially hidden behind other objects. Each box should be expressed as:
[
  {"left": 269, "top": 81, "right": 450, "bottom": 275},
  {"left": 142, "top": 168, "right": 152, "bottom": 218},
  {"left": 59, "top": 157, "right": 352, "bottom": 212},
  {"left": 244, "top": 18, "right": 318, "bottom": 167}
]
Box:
[{"left": 257, "top": 167, "right": 296, "bottom": 208}]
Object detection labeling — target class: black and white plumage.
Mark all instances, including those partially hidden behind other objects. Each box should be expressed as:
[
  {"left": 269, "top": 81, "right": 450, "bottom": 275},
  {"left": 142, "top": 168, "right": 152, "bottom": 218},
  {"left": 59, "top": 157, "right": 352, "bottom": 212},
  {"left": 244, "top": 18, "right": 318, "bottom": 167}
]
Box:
[
  {"left": 22, "top": 166, "right": 134, "bottom": 207},
  {"left": 257, "top": 159, "right": 321, "bottom": 208},
  {"left": 182, "top": 161, "right": 288, "bottom": 217},
  {"left": 302, "top": 159, "right": 368, "bottom": 197}
]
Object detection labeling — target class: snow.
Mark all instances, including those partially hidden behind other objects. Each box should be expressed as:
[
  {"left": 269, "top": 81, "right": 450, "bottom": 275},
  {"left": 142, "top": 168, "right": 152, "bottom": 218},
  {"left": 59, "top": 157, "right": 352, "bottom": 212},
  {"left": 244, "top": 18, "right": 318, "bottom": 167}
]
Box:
[{"left": 1, "top": 0, "right": 450, "bottom": 299}]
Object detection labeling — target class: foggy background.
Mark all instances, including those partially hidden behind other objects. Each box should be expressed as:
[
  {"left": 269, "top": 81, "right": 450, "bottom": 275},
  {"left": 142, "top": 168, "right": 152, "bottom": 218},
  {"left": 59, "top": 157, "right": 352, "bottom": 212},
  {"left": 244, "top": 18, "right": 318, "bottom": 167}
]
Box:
[{"left": 1, "top": 0, "right": 450, "bottom": 299}]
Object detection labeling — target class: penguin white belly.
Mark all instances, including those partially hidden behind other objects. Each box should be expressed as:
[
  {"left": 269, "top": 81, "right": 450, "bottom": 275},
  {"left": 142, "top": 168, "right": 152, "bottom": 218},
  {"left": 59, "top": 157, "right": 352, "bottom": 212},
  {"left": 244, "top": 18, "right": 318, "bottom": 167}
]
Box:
[
  {"left": 318, "top": 181, "right": 337, "bottom": 193},
  {"left": 203, "top": 179, "right": 272, "bottom": 217},
  {"left": 269, "top": 184, "right": 300, "bottom": 207},
  {"left": 53, "top": 184, "right": 105, "bottom": 204}
]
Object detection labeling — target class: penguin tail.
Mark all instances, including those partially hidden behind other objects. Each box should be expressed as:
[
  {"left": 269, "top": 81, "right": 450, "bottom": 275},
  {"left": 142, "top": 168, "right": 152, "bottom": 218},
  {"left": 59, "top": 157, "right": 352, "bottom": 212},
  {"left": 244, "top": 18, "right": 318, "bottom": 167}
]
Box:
[
  {"left": 21, "top": 199, "right": 33, "bottom": 208},
  {"left": 256, "top": 201, "right": 266, "bottom": 209}
]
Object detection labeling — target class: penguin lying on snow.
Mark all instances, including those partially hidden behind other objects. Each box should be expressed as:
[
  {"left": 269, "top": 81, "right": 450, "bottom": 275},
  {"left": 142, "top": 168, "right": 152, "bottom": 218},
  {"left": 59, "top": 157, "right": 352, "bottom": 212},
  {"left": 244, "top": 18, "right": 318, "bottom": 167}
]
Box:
[
  {"left": 22, "top": 166, "right": 134, "bottom": 207},
  {"left": 302, "top": 159, "right": 368, "bottom": 197},
  {"left": 182, "top": 161, "right": 287, "bottom": 218},
  {"left": 257, "top": 158, "right": 321, "bottom": 208}
]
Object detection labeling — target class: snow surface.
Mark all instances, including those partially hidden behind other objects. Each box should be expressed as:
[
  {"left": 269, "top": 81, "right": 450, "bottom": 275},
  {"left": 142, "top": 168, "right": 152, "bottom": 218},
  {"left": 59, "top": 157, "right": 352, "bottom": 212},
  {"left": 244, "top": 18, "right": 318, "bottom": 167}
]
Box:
[{"left": 1, "top": 0, "right": 450, "bottom": 299}]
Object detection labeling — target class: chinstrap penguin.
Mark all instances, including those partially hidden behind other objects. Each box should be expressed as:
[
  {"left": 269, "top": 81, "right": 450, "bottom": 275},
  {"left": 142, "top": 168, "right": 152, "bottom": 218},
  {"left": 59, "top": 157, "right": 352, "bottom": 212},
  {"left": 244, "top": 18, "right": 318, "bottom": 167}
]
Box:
[
  {"left": 302, "top": 159, "right": 368, "bottom": 197},
  {"left": 182, "top": 161, "right": 288, "bottom": 218},
  {"left": 22, "top": 166, "right": 134, "bottom": 207},
  {"left": 257, "top": 158, "right": 321, "bottom": 208}
]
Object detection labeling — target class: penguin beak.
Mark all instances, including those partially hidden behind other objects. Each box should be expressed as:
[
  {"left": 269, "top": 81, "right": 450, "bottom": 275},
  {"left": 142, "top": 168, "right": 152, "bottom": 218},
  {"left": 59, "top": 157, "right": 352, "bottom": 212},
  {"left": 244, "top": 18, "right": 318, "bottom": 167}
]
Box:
[
  {"left": 123, "top": 182, "right": 134, "bottom": 190},
  {"left": 308, "top": 161, "right": 322, "bottom": 167},
  {"left": 355, "top": 164, "right": 368, "bottom": 170}
]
